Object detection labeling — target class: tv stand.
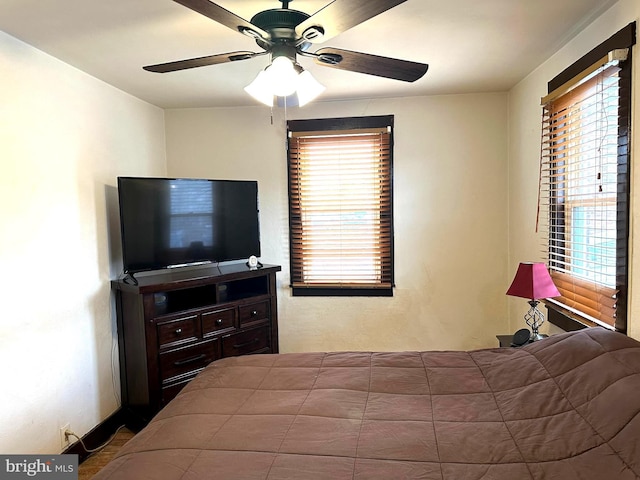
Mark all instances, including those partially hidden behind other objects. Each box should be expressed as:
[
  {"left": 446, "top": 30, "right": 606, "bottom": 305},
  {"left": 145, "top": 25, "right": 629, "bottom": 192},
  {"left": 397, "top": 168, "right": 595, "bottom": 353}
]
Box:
[{"left": 112, "top": 263, "right": 281, "bottom": 424}]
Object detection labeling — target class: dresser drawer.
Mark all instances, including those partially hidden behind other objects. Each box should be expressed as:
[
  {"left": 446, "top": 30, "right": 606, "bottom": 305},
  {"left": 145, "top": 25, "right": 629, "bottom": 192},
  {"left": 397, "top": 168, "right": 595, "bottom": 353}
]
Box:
[
  {"left": 161, "top": 378, "right": 191, "bottom": 406},
  {"left": 202, "top": 308, "right": 236, "bottom": 337},
  {"left": 238, "top": 300, "right": 270, "bottom": 328},
  {"left": 222, "top": 326, "right": 270, "bottom": 357},
  {"left": 160, "top": 340, "right": 218, "bottom": 384},
  {"left": 157, "top": 315, "right": 200, "bottom": 349}
]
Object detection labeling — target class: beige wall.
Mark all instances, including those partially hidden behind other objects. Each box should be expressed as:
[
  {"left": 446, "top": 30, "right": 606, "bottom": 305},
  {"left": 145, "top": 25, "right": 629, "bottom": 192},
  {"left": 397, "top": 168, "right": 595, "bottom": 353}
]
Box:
[
  {"left": 165, "top": 94, "right": 510, "bottom": 353},
  {"left": 507, "top": 0, "right": 639, "bottom": 340},
  {"left": 0, "top": 31, "right": 166, "bottom": 453}
]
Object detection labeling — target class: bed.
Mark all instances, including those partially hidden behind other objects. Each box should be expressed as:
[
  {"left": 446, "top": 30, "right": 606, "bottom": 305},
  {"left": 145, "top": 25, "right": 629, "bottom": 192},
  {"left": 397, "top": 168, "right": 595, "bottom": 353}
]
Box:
[{"left": 93, "top": 328, "right": 640, "bottom": 479}]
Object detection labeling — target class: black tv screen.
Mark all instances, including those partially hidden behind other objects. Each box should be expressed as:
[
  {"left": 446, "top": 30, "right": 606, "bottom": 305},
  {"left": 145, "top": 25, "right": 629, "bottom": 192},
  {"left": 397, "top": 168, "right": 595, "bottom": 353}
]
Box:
[{"left": 117, "top": 177, "right": 261, "bottom": 273}]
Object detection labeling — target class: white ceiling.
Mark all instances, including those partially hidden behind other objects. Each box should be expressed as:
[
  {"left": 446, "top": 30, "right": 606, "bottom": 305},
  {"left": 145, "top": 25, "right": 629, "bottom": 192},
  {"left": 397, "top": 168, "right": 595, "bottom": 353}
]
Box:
[{"left": 0, "top": 0, "right": 618, "bottom": 109}]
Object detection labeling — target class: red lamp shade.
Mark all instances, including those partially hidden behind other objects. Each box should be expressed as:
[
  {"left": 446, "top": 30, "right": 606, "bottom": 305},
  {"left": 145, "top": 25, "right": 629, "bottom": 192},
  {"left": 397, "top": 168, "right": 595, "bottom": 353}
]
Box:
[{"left": 506, "top": 262, "right": 561, "bottom": 300}]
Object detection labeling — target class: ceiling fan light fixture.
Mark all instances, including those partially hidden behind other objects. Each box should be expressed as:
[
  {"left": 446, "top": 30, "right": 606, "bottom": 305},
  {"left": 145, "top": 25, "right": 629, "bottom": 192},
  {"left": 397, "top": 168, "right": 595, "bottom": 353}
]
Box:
[
  {"left": 245, "top": 56, "right": 325, "bottom": 107},
  {"left": 244, "top": 70, "right": 274, "bottom": 106},
  {"left": 267, "top": 56, "right": 298, "bottom": 96},
  {"left": 296, "top": 70, "right": 325, "bottom": 106}
]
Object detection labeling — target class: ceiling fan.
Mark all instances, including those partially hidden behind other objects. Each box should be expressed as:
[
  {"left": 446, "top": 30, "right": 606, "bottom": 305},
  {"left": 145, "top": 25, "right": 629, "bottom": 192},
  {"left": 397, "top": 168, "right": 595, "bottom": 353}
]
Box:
[{"left": 144, "top": 0, "right": 429, "bottom": 106}]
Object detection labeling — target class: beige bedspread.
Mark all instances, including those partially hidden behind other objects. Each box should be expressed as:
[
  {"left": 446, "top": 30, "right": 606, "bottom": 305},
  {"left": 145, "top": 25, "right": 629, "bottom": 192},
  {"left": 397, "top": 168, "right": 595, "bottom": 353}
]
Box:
[{"left": 93, "top": 328, "right": 640, "bottom": 479}]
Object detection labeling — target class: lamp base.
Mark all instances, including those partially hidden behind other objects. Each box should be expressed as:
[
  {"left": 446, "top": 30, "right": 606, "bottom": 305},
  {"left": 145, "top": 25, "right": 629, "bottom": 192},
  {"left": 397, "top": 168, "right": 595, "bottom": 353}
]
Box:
[
  {"left": 530, "top": 332, "right": 549, "bottom": 342},
  {"left": 525, "top": 300, "right": 549, "bottom": 342}
]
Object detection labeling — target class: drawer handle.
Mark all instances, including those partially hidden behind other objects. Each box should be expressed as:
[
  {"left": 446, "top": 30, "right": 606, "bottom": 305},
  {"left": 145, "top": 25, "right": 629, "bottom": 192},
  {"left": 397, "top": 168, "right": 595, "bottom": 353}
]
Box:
[
  {"left": 174, "top": 328, "right": 183, "bottom": 335},
  {"left": 173, "top": 354, "right": 207, "bottom": 366},
  {"left": 251, "top": 310, "right": 258, "bottom": 317},
  {"left": 216, "top": 318, "right": 223, "bottom": 325},
  {"left": 233, "top": 338, "right": 259, "bottom": 349}
]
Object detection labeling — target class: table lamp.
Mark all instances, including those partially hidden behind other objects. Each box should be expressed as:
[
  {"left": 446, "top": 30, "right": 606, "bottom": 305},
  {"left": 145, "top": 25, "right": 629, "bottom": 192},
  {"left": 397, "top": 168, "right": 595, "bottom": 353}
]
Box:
[{"left": 506, "top": 262, "right": 561, "bottom": 341}]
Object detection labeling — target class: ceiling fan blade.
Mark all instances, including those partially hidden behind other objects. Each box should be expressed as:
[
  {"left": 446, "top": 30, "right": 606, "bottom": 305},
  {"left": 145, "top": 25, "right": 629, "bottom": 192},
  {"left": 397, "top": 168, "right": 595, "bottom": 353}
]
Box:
[
  {"left": 144, "top": 51, "right": 259, "bottom": 73},
  {"left": 313, "top": 47, "right": 428, "bottom": 82},
  {"left": 295, "top": 0, "right": 407, "bottom": 43},
  {"left": 173, "top": 0, "right": 270, "bottom": 40}
]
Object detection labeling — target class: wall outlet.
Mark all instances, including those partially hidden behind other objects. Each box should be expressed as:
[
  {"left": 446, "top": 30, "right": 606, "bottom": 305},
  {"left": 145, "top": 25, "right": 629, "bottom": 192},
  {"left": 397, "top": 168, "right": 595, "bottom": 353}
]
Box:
[{"left": 59, "top": 423, "right": 71, "bottom": 449}]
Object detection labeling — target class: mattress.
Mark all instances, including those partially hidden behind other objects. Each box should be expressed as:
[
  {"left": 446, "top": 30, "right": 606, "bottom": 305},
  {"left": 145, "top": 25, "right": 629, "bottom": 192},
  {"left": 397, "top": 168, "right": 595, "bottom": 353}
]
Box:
[{"left": 93, "top": 328, "right": 640, "bottom": 479}]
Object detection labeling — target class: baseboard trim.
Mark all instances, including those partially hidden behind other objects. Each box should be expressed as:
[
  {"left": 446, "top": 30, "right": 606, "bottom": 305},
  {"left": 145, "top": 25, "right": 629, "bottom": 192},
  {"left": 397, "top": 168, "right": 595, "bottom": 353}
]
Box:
[{"left": 62, "top": 408, "right": 136, "bottom": 463}]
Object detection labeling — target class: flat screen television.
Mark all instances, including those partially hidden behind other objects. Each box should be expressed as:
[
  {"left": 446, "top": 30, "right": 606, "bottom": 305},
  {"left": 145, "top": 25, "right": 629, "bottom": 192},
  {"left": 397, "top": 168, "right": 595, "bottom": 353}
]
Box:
[{"left": 117, "top": 176, "right": 261, "bottom": 274}]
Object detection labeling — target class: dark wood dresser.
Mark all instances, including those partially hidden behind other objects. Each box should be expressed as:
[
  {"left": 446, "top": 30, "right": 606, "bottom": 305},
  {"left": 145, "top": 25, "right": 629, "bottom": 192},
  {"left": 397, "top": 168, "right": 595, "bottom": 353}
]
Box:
[{"left": 112, "top": 263, "right": 280, "bottom": 424}]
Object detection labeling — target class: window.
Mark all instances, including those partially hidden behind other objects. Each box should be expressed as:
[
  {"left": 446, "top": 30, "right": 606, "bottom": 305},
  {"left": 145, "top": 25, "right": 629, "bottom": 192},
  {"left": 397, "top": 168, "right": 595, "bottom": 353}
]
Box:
[
  {"left": 538, "top": 23, "right": 635, "bottom": 333},
  {"left": 169, "top": 179, "right": 213, "bottom": 249},
  {"left": 287, "top": 115, "right": 394, "bottom": 296}
]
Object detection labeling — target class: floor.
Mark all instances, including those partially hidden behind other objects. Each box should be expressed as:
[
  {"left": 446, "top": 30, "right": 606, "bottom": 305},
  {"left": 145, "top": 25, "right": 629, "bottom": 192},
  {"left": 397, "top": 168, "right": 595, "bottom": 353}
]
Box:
[{"left": 77, "top": 428, "right": 135, "bottom": 480}]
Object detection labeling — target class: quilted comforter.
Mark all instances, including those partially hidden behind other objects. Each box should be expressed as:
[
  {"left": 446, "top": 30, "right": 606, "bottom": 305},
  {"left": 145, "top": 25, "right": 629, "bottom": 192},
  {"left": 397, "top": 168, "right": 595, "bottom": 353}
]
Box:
[{"left": 93, "top": 328, "right": 640, "bottom": 479}]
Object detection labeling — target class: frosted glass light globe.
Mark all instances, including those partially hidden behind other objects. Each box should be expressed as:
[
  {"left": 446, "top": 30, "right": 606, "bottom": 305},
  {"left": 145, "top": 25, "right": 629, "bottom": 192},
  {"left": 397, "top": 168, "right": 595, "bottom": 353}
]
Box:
[{"left": 267, "top": 57, "right": 298, "bottom": 97}]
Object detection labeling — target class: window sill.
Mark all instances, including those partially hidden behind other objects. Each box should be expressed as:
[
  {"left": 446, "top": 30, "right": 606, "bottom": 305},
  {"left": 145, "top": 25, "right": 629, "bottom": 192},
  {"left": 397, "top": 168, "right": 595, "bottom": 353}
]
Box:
[
  {"left": 543, "top": 300, "right": 600, "bottom": 332},
  {"left": 291, "top": 286, "right": 393, "bottom": 297}
]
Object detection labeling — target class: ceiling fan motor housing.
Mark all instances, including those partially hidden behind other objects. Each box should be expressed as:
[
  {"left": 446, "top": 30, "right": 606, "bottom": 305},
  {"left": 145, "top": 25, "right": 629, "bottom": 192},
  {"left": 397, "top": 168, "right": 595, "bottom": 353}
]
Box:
[{"left": 250, "top": 8, "right": 309, "bottom": 50}]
